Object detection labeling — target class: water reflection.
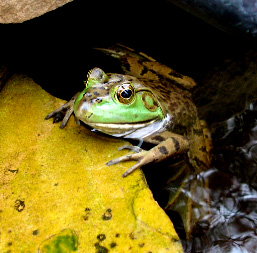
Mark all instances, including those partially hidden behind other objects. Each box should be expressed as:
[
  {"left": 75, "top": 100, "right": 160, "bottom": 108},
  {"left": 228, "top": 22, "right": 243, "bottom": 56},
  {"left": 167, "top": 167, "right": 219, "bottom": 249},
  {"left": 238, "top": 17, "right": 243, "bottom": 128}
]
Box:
[
  {"left": 183, "top": 101, "right": 257, "bottom": 252},
  {"left": 183, "top": 169, "right": 257, "bottom": 252},
  {"left": 213, "top": 101, "right": 257, "bottom": 190}
]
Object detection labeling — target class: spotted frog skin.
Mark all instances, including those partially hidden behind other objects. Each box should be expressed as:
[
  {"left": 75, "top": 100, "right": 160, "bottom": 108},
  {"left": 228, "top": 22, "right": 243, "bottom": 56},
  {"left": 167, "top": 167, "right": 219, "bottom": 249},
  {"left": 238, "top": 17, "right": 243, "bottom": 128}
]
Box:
[
  {"left": 46, "top": 54, "right": 211, "bottom": 175},
  {"left": 45, "top": 45, "right": 212, "bottom": 236}
]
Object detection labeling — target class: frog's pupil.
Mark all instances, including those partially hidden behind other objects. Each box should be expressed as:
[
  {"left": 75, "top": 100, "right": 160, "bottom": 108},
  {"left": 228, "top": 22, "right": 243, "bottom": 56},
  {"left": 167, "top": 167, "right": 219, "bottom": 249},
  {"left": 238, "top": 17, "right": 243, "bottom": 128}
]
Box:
[{"left": 121, "top": 89, "right": 132, "bottom": 98}]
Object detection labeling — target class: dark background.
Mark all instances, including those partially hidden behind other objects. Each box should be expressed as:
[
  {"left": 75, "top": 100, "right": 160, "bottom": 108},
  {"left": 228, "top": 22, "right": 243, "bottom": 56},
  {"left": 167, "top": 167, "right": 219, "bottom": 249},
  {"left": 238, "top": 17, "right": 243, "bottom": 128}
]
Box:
[{"left": 1, "top": 0, "right": 253, "bottom": 101}]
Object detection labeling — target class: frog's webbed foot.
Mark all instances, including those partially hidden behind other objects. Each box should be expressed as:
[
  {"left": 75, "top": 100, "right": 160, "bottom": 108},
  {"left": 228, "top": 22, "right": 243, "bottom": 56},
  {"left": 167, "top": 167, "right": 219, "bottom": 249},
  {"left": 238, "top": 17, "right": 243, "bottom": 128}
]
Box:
[{"left": 45, "top": 93, "right": 79, "bottom": 129}]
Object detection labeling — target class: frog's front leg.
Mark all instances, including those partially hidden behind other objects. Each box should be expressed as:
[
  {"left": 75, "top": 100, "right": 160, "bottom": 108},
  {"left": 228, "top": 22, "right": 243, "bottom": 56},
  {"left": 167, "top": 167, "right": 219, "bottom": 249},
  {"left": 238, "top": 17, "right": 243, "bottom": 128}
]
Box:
[
  {"left": 45, "top": 92, "right": 79, "bottom": 129},
  {"left": 107, "top": 134, "right": 189, "bottom": 177}
]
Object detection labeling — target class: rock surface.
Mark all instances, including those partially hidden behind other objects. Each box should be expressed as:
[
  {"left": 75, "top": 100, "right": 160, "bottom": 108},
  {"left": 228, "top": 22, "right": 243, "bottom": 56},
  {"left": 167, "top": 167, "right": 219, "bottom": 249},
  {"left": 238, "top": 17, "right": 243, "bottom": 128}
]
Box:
[
  {"left": 0, "top": 0, "right": 73, "bottom": 23},
  {"left": 0, "top": 73, "right": 183, "bottom": 252}
]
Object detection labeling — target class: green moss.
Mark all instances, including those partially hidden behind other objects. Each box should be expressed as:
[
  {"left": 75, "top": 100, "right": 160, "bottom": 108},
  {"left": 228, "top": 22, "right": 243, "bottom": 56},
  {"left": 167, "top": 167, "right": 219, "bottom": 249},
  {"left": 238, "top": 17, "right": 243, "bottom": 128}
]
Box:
[{"left": 39, "top": 229, "right": 78, "bottom": 253}]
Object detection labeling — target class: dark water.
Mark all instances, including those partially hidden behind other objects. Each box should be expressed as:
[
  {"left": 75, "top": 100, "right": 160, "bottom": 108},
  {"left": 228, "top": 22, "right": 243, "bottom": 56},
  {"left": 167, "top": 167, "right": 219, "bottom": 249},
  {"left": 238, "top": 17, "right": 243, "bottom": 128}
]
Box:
[
  {"left": 180, "top": 169, "right": 257, "bottom": 252},
  {"left": 144, "top": 101, "right": 257, "bottom": 253},
  {"left": 201, "top": 101, "right": 257, "bottom": 253}
]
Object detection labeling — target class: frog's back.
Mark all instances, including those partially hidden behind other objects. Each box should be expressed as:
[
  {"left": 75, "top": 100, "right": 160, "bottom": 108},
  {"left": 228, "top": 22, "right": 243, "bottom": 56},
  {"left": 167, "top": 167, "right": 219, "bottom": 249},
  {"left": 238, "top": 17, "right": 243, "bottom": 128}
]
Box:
[{"left": 96, "top": 44, "right": 196, "bottom": 90}]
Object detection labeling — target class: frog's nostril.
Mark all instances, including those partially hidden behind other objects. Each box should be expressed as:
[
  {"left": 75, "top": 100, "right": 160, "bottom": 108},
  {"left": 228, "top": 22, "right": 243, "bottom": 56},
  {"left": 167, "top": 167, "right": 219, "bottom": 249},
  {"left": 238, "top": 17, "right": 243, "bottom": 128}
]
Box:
[{"left": 95, "top": 98, "right": 102, "bottom": 103}]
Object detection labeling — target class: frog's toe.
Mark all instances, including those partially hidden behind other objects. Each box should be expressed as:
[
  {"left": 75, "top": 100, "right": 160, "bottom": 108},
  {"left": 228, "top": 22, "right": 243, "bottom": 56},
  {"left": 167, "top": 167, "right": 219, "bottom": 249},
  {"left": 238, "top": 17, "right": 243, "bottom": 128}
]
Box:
[
  {"left": 59, "top": 107, "right": 74, "bottom": 129},
  {"left": 106, "top": 155, "right": 142, "bottom": 177},
  {"left": 118, "top": 145, "right": 142, "bottom": 153},
  {"left": 45, "top": 111, "right": 56, "bottom": 120},
  {"left": 74, "top": 115, "right": 80, "bottom": 125},
  {"left": 122, "top": 162, "right": 142, "bottom": 177},
  {"left": 45, "top": 110, "right": 66, "bottom": 124},
  {"left": 106, "top": 154, "right": 135, "bottom": 166}
]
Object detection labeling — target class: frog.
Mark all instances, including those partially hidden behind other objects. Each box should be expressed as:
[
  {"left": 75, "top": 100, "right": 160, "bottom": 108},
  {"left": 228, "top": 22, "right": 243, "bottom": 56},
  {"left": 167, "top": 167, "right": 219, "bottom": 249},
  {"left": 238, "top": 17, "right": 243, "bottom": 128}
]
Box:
[{"left": 45, "top": 45, "right": 212, "bottom": 237}]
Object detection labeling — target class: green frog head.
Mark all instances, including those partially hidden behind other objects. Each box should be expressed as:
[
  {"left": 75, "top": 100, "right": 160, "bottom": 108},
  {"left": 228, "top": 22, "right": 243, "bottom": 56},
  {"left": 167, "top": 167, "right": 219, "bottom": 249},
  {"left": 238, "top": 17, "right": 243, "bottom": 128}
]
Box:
[{"left": 74, "top": 68, "right": 168, "bottom": 139}]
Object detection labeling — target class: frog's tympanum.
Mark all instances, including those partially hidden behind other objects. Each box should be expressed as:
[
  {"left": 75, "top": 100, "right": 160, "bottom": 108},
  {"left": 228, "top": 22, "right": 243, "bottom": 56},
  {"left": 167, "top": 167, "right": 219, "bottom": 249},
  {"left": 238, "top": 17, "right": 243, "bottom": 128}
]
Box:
[{"left": 45, "top": 45, "right": 212, "bottom": 238}]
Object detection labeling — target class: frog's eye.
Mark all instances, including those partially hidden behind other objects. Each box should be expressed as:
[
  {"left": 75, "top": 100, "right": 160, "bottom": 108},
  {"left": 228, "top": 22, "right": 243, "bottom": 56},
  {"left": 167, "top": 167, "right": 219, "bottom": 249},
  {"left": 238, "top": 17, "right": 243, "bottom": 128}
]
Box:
[{"left": 116, "top": 82, "right": 135, "bottom": 104}]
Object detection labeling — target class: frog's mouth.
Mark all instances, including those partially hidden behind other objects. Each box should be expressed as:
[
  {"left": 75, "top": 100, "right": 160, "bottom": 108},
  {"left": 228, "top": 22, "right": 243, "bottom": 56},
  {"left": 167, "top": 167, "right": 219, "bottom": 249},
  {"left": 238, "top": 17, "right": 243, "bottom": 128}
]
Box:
[{"left": 87, "top": 114, "right": 171, "bottom": 140}]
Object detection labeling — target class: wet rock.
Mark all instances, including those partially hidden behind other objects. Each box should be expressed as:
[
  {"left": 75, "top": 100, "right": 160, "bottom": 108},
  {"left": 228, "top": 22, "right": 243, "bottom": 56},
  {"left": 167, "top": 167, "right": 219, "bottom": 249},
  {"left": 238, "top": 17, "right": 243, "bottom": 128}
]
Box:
[
  {"left": 0, "top": 73, "right": 183, "bottom": 252},
  {"left": 0, "top": 0, "right": 73, "bottom": 23}
]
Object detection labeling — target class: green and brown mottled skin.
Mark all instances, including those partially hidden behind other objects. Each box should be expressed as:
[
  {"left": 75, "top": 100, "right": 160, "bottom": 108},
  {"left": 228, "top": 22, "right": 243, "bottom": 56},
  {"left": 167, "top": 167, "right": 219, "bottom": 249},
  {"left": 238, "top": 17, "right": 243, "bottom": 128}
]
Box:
[
  {"left": 45, "top": 45, "right": 212, "bottom": 237},
  {"left": 140, "top": 79, "right": 211, "bottom": 173},
  {"left": 98, "top": 46, "right": 212, "bottom": 175}
]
